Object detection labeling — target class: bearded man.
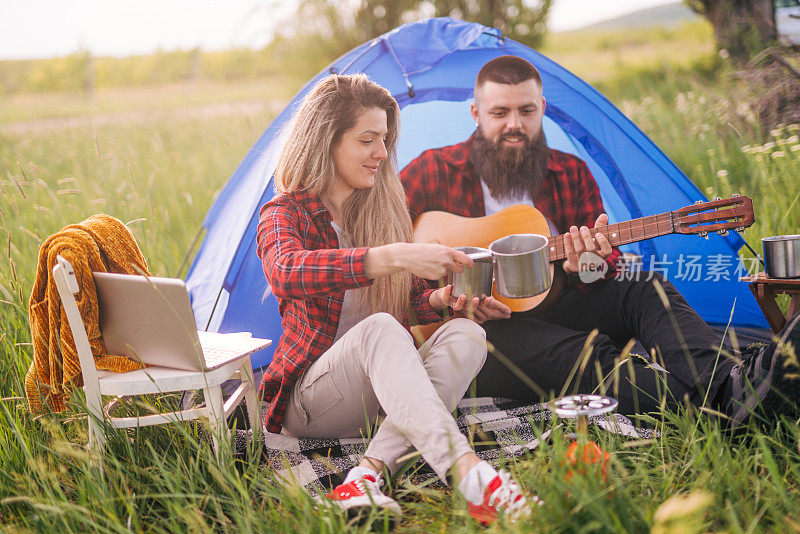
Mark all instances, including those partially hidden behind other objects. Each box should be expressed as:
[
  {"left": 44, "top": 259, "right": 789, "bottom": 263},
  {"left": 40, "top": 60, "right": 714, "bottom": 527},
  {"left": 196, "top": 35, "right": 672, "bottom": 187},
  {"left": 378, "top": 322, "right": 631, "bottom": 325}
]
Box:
[{"left": 400, "top": 55, "right": 800, "bottom": 426}]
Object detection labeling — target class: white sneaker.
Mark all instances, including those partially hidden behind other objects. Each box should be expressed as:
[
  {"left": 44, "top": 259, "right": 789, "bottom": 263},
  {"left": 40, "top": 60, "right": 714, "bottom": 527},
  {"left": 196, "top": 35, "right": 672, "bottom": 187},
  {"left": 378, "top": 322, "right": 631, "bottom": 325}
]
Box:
[
  {"left": 324, "top": 473, "right": 402, "bottom": 522},
  {"left": 467, "top": 469, "right": 540, "bottom": 524}
]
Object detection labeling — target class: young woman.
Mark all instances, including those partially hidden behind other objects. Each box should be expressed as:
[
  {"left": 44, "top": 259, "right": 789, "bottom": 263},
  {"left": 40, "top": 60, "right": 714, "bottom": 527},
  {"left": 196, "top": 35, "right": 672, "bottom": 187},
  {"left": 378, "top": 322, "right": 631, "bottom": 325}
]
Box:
[{"left": 256, "top": 74, "right": 534, "bottom": 525}]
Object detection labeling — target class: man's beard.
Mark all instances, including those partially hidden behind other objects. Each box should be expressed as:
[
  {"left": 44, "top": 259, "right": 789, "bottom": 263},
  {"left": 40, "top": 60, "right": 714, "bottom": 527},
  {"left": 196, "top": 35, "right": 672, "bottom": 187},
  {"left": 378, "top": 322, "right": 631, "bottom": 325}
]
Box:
[{"left": 470, "top": 125, "right": 550, "bottom": 202}]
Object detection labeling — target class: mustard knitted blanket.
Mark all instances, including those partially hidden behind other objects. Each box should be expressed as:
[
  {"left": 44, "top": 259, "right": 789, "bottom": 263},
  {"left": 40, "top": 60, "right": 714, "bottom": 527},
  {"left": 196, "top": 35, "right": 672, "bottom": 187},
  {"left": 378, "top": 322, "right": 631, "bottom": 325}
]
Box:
[{"left": 26, "top": 214, "right": 151, "bottom": 413}]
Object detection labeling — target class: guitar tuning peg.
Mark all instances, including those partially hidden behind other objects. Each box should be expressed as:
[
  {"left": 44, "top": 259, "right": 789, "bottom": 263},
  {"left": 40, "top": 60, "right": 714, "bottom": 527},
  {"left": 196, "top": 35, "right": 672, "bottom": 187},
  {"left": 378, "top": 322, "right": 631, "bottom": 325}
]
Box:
[
  {"left": 736, "top": 226, "right": 746, "bottom": 232},
  {"left": 731, "top": 193, "right": 740, "bottom": 197},
  {"left": 712, "top": 197, "right": 722, "bottom": 201},
  {"left": 694, "top": 200, "right": 704, "bottom": 205},
  {"left": 717, "top": 229, "right": 728, "bottom": 236},
  {"left": 698, "top": 230, "right": 709, "bottom": 239}
]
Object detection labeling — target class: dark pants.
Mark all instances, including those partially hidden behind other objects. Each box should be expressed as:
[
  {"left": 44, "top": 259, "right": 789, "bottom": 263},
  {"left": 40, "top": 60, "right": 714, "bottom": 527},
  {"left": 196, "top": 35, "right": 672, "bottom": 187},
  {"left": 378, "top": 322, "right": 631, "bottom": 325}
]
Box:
[{"left": 477, "top": 273, "right": 735, "bottom": 415}]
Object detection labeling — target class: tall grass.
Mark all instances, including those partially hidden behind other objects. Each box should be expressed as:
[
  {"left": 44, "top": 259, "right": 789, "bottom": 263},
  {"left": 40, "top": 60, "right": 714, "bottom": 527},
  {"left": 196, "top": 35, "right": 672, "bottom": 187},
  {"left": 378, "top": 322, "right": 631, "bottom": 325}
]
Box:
[
  {"left": 0, "top": 78, "right": 290, "bottom": 126},
  {"left": 3, "top": 21, "right": 800, "bottom": 532},
  {"left": 607, "top": 65, "right": 800, "bottom": 269},
  {"left": 0, "top": 48, "right": 286, "bottom": 96},
  {"left": 541, "top": 19, "right": 715, "bottom": 85},
  {"left": 0, "top": 106, "right": 276, "bottom": 407}
]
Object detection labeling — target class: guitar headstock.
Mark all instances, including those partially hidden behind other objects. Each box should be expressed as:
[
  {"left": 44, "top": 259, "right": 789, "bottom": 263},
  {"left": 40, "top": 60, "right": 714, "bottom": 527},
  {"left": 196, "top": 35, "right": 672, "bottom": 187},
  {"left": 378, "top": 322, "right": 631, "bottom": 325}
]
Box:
[{"left": 673, "top": 194, "right": 755, "bottom": 237}]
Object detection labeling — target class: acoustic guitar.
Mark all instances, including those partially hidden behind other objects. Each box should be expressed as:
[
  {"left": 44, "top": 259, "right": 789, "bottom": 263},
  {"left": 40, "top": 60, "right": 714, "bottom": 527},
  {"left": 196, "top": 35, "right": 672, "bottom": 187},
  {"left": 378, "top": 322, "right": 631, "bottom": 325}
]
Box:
[{"left": 413, "top": 195, "right": 756, "bottom": 313}]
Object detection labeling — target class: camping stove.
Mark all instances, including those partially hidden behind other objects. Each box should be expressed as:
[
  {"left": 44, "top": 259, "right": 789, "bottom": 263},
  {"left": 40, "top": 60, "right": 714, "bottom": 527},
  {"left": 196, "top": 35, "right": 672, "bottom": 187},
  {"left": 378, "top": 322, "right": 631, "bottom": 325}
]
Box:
[
  {"left": 553, "top": 394, "right": 618, "bottom": 483},
  {"left": 552, "top": 394, "right": 618, "bottom": 438}
]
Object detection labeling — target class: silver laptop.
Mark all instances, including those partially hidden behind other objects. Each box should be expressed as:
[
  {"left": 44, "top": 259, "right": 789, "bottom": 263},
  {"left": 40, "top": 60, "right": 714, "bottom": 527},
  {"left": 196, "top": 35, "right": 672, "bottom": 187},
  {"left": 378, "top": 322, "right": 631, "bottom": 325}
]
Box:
[{"left": 92, "top": 272, "right": 270, "bottom": 372}]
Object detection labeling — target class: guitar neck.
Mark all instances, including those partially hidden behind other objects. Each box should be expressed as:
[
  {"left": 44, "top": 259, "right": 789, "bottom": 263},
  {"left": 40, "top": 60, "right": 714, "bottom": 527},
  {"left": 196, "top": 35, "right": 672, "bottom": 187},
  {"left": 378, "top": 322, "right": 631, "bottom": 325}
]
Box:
[{"left": 547, "top": 212, "right": 676, "bottom": 262}]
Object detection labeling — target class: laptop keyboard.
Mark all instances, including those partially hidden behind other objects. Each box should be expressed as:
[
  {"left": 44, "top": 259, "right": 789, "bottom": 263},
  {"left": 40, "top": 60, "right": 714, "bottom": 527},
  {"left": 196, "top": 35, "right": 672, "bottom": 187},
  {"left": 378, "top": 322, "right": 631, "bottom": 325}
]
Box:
[
  {"left": 202, "top": 344, "right": 248, "bottom": 367},
  {"left": 196, "top": 331, "right": 270, "bottom": 369}
]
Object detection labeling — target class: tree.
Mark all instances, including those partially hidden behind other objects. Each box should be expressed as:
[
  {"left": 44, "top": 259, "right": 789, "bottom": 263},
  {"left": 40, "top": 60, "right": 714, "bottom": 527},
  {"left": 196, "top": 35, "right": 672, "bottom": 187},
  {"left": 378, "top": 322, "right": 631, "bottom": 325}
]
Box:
[
  {"left": 684, "top": 0, "right": 777, "bottom": 64},
  {"left": 270, "top": 0, "right": 552, "bottom": 80},
  {"left": 433, "top": 0, "right": 552, "bottom": 49}
]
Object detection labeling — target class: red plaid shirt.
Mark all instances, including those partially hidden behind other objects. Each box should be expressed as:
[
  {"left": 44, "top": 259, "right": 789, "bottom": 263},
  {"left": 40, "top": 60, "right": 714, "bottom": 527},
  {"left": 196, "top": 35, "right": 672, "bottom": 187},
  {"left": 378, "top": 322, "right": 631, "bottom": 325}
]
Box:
[
  {"left": 400, "top": 134, "right": 621, "bottom": 280},
  {"left": 256, "top": 190, "right": 441, "bottom": 433}
]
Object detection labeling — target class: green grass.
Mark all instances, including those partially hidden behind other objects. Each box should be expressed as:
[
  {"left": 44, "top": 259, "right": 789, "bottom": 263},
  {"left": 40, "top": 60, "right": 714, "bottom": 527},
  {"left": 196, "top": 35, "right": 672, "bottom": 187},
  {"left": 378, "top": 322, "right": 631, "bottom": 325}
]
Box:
[
  {"left": 0, "top": 78, "right": 290, "bottom": 125},
  {"left": 3, "top": 19, "right": 800, "bottom": 532},
  {"left": 541, "top": 19, "right": 716, "bottom": 86},
  {"left": 605, "top": 68, "right": 800, "bottom": 272},
  {"left": 0, "top": 48, "right": 286, "bottom": 96}
]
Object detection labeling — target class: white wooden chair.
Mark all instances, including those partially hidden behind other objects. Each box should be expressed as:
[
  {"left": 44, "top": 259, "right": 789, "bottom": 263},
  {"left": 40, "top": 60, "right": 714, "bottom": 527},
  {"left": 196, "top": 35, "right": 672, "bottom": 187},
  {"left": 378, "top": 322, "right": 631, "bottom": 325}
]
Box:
[{"left": 52, "top": 255, "right": 266, "bottom": 461}]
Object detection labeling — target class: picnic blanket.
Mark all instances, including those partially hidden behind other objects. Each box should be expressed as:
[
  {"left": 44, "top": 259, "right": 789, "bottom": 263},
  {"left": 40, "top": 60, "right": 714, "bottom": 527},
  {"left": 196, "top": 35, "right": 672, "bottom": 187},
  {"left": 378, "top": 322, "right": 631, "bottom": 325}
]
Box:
[{"left": 233, "top": 397, "right": 656, "bottom": 493}]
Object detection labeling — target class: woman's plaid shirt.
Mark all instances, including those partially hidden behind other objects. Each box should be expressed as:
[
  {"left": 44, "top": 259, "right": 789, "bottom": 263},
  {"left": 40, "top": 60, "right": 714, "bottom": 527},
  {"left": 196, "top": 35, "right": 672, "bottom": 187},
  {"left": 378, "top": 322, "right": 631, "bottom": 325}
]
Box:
[
  {"left": 400, "top": 135, "right": 622, "bottom": 279},
  {"left": 256, "top": 190, "right": 441, "bottom": 433}
]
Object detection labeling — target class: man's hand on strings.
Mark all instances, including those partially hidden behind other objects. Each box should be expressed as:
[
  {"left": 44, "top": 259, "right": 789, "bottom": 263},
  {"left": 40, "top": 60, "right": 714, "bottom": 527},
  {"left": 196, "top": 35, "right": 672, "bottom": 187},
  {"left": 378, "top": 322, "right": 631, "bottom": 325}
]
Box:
[{"left": 562, "top": 213, "right": 613, "bottom": 275}]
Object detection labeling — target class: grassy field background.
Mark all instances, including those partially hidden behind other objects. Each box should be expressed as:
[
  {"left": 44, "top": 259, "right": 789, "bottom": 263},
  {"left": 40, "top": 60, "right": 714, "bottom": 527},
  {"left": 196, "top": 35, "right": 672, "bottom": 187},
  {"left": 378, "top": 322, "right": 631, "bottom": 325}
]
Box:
[{"left": 2, "top": 18, "right": 800, "bottom": 532}]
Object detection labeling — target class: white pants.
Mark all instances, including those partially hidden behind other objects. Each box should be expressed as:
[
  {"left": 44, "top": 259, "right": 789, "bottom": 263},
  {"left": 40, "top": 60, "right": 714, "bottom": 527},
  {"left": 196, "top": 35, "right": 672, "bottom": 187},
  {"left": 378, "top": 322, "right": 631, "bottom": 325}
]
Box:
[{"left": 281, "top": 313, "right": 487, "bottom": 480}]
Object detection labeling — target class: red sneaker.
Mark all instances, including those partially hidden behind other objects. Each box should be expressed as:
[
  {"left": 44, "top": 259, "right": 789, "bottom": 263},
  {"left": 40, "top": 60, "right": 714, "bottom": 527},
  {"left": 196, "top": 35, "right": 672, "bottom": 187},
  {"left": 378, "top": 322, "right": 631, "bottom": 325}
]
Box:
[
  {"left": 325, "top": 474, "right": 402, "bottom": 519},
  {"left": 467, "top": 470, "right": 540, "bottom": 525}
]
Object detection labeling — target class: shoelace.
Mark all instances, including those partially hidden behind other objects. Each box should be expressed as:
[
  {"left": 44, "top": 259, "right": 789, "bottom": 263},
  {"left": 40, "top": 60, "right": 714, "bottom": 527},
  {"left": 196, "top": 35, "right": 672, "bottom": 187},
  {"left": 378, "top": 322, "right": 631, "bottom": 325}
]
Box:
[
  {"left": 487, "top": 470, "right": 530, "bottom": 520},
  {"left": 353, "top": 474, "right": 384, "bottom": 497}
]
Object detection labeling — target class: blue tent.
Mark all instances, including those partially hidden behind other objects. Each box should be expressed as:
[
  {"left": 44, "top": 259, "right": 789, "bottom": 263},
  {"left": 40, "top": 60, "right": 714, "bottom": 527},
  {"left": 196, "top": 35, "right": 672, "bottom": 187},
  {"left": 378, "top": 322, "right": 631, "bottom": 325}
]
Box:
[{"left": 186, "top": 17, "right": 768, "bottom": 370}]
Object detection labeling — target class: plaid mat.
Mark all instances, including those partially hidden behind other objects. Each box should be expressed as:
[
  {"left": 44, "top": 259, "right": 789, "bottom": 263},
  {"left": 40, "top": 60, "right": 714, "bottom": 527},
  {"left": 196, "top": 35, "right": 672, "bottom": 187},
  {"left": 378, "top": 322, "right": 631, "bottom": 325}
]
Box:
[{"left": 233, "top": 397, "right": 656, "bottom": 492}]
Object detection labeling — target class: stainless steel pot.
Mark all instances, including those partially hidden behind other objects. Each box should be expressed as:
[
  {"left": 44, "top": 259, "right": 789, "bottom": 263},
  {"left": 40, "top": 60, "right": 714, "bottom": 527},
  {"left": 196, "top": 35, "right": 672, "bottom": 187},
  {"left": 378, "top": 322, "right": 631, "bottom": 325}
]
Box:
[
  {"left": 489, "top": 233, "right": 551, "bottom": 298},
  {"left": 763, "top": 235, "right": 800, "bottom": 278},
  {"left": 446, "top": 246, "right": 494, "bottom": 299}
]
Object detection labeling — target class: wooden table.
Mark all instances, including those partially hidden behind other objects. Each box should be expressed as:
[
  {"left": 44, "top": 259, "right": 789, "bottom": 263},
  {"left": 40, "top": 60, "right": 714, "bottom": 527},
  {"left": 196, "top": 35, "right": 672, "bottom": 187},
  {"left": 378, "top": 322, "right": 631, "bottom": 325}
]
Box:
[{"left": 741, "top": 273, "right": 800, "bottom": 333}]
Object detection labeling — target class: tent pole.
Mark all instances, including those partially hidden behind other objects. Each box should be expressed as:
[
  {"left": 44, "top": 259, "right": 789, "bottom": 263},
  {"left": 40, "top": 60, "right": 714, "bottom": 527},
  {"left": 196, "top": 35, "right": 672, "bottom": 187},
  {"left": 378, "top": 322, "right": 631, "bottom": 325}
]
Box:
[{"left": 204, "top": 285, "right": 225, "bottom": 332}]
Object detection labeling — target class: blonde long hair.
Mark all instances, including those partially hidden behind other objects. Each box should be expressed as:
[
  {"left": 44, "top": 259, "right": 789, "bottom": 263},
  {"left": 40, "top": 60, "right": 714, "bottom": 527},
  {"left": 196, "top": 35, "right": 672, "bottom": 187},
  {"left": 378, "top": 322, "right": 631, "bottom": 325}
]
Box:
[{"left": 274, "top": 74, "right": 412, "bottom": 321}]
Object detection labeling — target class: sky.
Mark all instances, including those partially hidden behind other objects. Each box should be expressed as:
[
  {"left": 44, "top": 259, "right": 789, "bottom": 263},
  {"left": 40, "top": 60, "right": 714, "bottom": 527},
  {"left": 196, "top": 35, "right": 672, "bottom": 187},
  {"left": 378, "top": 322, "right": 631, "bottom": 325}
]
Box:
[{"left": 0, "top": 0, "right": 677, "bottom": 60}]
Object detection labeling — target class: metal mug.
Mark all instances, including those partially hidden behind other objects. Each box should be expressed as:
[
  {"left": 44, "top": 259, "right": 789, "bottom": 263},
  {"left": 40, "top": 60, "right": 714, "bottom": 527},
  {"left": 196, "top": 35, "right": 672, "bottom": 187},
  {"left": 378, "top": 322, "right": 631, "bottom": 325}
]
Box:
[
  {"left": 489, "top": 233, "right": 551, "bottom": 298},
  {"left": 445, "top": 246, "right": 494, "bottom": 300},
  {"left": 763, "top": 235, "right": 800, "bottom": 278}
]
